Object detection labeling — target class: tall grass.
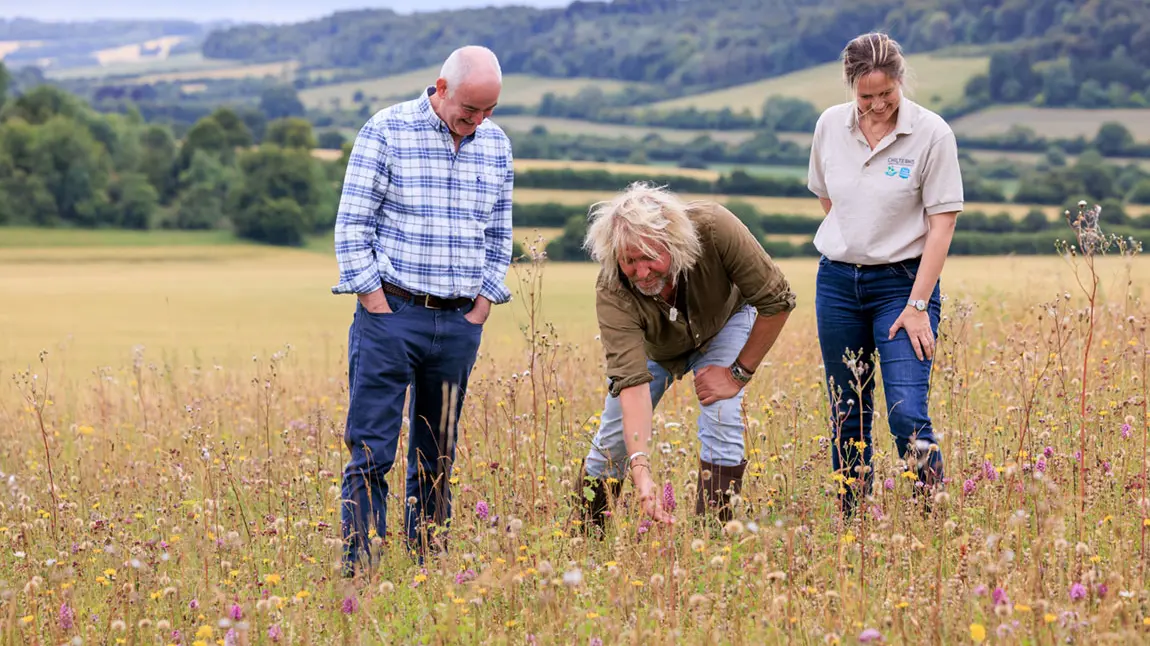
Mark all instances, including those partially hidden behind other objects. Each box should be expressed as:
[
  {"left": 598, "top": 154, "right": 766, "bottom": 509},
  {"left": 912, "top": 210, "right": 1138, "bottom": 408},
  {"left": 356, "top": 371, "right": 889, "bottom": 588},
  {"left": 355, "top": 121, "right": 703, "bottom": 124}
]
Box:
[{"left": 1, "top": 216, "right": 1149, "bottom": 644}]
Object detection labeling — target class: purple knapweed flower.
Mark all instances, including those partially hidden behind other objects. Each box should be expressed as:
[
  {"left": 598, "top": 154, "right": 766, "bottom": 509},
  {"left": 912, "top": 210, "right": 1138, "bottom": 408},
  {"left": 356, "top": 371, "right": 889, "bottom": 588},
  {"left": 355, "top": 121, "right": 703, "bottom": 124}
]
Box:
[
  {"left": 341, "top": 595, "right": 359, "bottom": 614},
  {"left": 663, "top": 481, "right": 676, "bottom": 513},
  {"left": 268, "top": 625, "right": 283, "bottom": 642},
  {"left": 476, "top": 500, "right": 489, "bottom": 521},
  {"left": 963, "top": 479, "right": 977, "bottom": 496},
  {"left": 590, "top": 638, "right": 604, "bottom": 646},
  {"left": 1102, "top": 461, "right": 1112, "bottom": 475},
  {"left": 1121, "top": 423, "right": 1132, "bottom": 439},
  {"left": 1044, "top": 446, "right": 1054, "bottom": 458},
  {"left": 993, "top": 587, "right": 1009, "bottom": 607},
  {"left": 1035, "top": 457, "right": 1047, "bottom": 473},
  {"left": 983, "top": 460, "right": 997, "bottom": 482},
  {"left": 859, "top": 627, "right": 883, "bottom": 642},
  {"left": 883, "top": 478, "right": 895, "bottom": 491},
  {"left": 189, "top": 598, "right": 199, "bottom": 610},
  {"left": 1069, "top": 582, "right": 1087, "bottom": 601},
  {"left": 58, "top": 602, "right": 75, "bottom": 630},
  {"left": 1096, "top": 583, "right": 1108, "bottom": 598},
  {"left": 973, "top": 584, "right": 988, "bottom": 596},
  {"left": 224, "top": 628, "right": 238, "bottom": 646},
  {"left": 229, "top": 604, "right": 243, "bottom": 621},
  {"left": 637, "top": 518, "right": 653, "bottom": 535},
  {"left": 454, "top": 569, "right": 477, "bottom": 585}
]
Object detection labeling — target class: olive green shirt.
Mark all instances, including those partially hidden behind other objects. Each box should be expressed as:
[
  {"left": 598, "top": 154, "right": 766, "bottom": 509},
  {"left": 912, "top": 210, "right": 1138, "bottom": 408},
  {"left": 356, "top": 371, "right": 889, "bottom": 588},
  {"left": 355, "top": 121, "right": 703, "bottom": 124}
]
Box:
[{"left": 595, "top": 202, "right": 797, "bottom": 397}]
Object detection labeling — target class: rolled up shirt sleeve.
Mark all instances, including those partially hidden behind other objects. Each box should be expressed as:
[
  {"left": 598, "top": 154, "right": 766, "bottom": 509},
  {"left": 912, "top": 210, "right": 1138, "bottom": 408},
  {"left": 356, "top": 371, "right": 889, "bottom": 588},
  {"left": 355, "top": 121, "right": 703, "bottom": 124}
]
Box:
[
  {"left": 596, "top": 286, "right": 652, "bottom": 398},
  {"left": 479, "top": 139, "right": 514, "bottom": 304},
  {"left": 921, "top": 129, "right": 964, "bottom": 216},
  {"left": 331, "top": 119, "right": 390, "bottom": 295},
  {"left": 710, "top": 204, "right": 797, "bottom": 317}
]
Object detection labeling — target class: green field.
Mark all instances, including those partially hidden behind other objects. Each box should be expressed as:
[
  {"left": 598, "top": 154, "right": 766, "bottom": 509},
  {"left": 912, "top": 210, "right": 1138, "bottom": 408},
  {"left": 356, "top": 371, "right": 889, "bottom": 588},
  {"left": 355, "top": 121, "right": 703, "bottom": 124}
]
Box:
[
  {"left": 494, "top": 115, "right": 767, "bottom": 144},
  {"left": 300, "top": 69, "right": 641, "bottom": 111},
  {"left": 43, "top": 52, "right": 226, "bottom": 80},
  {"left": 951, "top": 106, "right": 1150, "bottom": 140},
  {"left": 647, "top": 54, "right": 990, "bottom": 115}
]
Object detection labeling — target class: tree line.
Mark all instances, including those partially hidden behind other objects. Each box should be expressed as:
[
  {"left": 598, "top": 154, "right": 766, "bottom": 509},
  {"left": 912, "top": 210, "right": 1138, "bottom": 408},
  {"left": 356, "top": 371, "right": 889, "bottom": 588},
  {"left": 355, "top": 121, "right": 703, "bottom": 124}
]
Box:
[
  {"left": 198, "top": 0, "right": 1133, "bottom": 103},
  {"left": 0, "top": 78, "right": 341, "bottom": 246}
]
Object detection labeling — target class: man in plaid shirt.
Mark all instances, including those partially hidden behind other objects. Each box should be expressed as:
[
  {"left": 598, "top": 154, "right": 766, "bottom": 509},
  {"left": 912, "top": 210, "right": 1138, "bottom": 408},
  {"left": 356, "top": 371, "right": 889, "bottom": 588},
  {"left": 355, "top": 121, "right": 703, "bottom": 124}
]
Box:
[{"left": 332, "top": 45, "right": 514, "bottom": 575}]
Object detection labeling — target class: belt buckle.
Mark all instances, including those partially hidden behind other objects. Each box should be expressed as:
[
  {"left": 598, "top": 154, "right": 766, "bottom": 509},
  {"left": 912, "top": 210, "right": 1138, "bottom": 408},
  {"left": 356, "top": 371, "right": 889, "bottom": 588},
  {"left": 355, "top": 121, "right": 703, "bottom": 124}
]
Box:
[{"left": 422, "top": 294, "right": 440, "bottom": 310}]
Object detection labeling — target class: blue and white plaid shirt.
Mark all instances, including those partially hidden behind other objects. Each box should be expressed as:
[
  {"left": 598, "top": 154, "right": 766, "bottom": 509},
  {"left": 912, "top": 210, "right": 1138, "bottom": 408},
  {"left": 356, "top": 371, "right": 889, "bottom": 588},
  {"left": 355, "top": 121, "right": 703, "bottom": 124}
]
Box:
[{"left": 331, "top": 86, "right": 514, "bottom": 304}]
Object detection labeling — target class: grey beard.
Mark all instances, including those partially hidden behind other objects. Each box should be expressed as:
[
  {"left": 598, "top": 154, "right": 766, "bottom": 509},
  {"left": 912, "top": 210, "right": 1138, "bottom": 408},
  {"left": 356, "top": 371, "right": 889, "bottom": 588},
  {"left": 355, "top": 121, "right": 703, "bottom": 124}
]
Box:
[{"left": 634, "top": 277, "right": 668, "bottom": 297}]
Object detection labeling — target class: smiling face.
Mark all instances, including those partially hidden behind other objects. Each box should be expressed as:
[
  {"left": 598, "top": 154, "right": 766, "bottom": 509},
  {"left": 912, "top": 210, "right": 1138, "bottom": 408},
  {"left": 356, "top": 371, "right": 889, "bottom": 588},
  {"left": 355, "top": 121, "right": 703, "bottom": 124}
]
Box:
[
  {"left": 618, "top": 238, "right": 673, "bottom": 297},
  {"left": 854, "top": 70, "right": 901, "bottom": 125},
  {"left": 434, "top": 74, "right": 501, "bottom": 139}
]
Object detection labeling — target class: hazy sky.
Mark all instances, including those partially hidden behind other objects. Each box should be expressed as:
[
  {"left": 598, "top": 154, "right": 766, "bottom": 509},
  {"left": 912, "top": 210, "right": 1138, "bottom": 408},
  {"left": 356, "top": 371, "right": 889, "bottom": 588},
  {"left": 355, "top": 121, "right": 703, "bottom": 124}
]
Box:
[{"left": 0, "top": 0, "right": 575, "bottom": 24}]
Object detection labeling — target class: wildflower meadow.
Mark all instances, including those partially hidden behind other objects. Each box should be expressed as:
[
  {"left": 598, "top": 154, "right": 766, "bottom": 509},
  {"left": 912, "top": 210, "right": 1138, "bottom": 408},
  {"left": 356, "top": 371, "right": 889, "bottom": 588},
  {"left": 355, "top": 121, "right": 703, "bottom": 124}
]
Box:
[{"left": 2, "top": 205, "right": 1150, "bottom": 644}]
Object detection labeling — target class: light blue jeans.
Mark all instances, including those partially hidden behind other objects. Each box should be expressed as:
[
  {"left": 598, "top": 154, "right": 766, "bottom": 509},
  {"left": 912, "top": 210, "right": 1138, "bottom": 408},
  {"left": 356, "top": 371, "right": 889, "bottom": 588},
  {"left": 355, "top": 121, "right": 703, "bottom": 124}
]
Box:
[{"left": 584, "top": 304, "right": 756, "bottom": 479}]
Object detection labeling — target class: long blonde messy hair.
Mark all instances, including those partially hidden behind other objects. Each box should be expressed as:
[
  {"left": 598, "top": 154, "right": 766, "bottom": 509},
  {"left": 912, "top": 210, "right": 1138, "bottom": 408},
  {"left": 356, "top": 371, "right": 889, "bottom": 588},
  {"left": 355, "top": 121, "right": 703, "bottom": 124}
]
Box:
[{"left": 582, "top": 181, "right": 703, "bottom": 287}]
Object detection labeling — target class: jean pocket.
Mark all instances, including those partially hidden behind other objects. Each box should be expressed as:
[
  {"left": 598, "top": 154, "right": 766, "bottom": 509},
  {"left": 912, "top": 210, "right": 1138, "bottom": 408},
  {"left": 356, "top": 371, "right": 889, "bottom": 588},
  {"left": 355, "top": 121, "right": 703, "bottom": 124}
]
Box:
[
  {"left": 360, "top": 293, "right": 408, "bottom": 318},
  {"left": 886, "top": 261, "right": 918, "bottom": 281}
]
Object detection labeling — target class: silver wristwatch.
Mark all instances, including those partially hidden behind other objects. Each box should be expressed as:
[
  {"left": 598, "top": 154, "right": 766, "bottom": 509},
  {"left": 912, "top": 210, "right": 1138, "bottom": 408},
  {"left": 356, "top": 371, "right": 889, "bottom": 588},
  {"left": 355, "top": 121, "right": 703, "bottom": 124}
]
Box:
[
  {"left": 729, "top": 360, "right": 753, "bottom": 385},
  {"left": 907, "top": 299, "right": 927, "bottom": 312}
]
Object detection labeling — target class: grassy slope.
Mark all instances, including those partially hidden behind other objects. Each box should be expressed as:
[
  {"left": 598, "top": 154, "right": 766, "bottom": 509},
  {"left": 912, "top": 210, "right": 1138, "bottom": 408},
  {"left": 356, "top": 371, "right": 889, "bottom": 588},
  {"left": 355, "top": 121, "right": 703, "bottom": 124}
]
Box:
[
  {"left": 299, "top": 69, "right": 641, "bottom": 111},
  {"left": 648, "top": 54, "right": 990, "bottom": 114}
]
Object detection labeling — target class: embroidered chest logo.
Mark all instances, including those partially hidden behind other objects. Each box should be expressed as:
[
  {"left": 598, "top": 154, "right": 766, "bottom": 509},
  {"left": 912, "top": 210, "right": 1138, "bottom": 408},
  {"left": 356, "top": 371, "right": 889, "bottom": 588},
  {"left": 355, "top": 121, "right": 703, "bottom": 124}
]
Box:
[{"left": 886, "top": 156, "right": 915, "bottom": 180}]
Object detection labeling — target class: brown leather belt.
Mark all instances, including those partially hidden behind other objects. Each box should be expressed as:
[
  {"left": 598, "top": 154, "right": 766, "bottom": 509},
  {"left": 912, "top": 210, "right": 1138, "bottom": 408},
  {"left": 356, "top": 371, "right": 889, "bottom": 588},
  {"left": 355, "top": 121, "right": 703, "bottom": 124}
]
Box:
[{"left": 382, "top": 282, "right": 473, "bottom": 310}]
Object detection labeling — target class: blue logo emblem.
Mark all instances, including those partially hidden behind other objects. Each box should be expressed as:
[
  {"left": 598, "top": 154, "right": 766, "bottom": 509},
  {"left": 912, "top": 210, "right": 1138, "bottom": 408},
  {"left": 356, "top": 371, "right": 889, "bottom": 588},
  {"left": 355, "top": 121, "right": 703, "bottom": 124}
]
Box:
[
  {"left": 899, "top": 167, "right": 911, "bottom": 179},
  {"left": 885, "top": 166, "right": 897, "bottom": 176}
]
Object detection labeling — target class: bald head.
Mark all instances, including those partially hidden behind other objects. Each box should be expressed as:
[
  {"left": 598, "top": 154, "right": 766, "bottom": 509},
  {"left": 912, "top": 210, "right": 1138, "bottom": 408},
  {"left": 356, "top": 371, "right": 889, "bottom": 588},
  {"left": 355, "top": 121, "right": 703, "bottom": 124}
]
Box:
[
  {"left": 438, "top": 46, "right": 502, "bottom": 96},
  {"left": 431, "top": 46, "right": 502, "bottom": 140}
]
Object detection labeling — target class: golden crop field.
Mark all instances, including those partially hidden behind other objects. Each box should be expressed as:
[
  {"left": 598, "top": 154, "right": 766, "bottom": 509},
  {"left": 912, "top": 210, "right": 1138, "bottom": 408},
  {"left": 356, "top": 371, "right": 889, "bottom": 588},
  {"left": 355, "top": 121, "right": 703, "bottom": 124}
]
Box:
[
  {"left": 951, "top": 106, "right": 1150, "bottom": 140},
  {"left": 299, "top": 70, "right": 640, "bottom": 111},
  {"left": 648, "top": 55, "right": 990, "bottom": 115},
  {"left": 92, "top": 35, "right": 189, "bottom": 66},
  {"left": 124, "top": 60, "right": 300, "bottom": 85},
  {"left": 3, "top": 235, "right": 1150, "bottom": 644}
]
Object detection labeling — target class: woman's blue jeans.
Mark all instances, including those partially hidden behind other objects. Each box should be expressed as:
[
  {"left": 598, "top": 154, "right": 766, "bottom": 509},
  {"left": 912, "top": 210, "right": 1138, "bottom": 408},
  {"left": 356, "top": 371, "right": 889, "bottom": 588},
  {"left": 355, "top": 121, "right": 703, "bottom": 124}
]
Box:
[{"left": 815, "top": 255, "right": 943, "bottom": 511}]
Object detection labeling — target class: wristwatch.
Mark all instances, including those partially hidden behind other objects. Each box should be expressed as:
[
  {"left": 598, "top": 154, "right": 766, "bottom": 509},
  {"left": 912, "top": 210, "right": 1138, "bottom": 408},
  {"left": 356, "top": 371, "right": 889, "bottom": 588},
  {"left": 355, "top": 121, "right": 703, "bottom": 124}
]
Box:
[
  {"left": 907, "top": 299, "right": 927, "bottom": 312},
  {"left": 729, "top": 360, "right": 753, "bottom": 385}
]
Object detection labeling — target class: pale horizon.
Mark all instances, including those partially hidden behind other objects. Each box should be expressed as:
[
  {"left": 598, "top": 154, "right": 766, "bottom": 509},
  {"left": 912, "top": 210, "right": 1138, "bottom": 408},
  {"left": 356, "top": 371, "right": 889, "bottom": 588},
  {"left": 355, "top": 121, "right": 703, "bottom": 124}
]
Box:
[{"left": 0, "top": 0, "right": 578, "bottom": 25}]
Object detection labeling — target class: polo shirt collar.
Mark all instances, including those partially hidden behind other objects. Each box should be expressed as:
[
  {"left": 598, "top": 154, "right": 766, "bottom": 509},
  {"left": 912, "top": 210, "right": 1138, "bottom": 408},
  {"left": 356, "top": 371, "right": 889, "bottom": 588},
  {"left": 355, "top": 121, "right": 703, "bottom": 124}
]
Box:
[{"left": 846, "top": 95, "right": 915, "bottom": 136}]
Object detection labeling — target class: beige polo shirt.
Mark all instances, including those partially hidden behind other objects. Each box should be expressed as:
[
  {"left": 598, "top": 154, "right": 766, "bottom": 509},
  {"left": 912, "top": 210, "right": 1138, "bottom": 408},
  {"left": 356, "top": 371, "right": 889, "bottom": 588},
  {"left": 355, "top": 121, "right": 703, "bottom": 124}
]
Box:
[{"left": 806, "top": 96, "right": 964, "bottom": 265}]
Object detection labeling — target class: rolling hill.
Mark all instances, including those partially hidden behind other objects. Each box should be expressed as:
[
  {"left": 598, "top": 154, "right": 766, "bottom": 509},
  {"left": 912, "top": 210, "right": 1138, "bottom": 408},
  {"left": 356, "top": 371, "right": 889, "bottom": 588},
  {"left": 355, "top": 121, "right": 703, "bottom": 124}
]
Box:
[{"left": 646, "top": 53, "right": 990, "bottom": 115}]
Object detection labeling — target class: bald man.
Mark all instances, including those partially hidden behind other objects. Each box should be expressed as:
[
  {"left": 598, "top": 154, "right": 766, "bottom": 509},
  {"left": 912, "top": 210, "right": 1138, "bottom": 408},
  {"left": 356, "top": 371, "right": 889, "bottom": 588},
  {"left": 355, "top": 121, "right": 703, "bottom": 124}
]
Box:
[{"left": 332, "top": 45, "right": 514, "bottom": 576}]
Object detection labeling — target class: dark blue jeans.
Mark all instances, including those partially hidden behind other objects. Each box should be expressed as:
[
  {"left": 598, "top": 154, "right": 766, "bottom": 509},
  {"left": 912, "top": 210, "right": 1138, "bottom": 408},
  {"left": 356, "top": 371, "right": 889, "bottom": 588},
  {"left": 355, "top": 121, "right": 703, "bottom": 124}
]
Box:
[
  {"left": 815, "top": 255, "right": 943, "bottom": 509},
  {"left": 340, "top": 292, "right": 482, "bottom": 568}
]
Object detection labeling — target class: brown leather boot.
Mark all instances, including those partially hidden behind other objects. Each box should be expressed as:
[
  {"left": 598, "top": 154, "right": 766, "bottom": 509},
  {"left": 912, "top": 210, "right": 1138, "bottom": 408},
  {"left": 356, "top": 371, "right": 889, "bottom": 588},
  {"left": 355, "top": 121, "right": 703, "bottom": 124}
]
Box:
[
  {"left": 695, "top": 458, "right": 747, "bottom": 523},
  {"left": 571, "top": 460, "right": 624, "bottom": 539}
]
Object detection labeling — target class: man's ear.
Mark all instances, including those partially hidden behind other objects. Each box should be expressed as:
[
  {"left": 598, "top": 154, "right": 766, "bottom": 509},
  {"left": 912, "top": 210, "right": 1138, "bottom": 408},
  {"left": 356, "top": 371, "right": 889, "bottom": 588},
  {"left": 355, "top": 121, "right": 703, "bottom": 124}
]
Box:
[{"left": 435, "top": 78, "right": 449, "bottom": 97}]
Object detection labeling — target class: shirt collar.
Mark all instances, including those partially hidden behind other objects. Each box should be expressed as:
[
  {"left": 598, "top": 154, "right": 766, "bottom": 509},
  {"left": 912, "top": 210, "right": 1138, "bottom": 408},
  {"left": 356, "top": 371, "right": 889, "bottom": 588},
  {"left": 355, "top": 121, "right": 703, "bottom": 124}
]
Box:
[
  {"left": 417, "top": 85, "right": 477, "bottom": 142},
  {"left": 845, "top": 94, "right": 914, "bottom": 135}
]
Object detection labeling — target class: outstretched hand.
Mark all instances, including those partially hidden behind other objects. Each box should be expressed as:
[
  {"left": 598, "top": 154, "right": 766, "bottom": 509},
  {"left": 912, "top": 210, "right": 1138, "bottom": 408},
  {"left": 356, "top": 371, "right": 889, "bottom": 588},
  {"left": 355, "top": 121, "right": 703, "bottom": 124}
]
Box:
[{"left": 637, "top": 482, "right": 674, "bottom": 524}]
